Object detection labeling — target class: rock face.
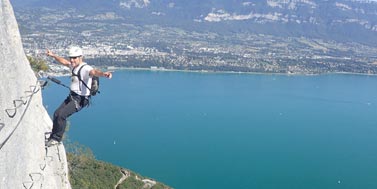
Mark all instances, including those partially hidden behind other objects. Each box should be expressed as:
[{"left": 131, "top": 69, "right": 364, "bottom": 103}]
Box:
[{"left": 0, "top": 0, "right": 71, "bottom": 188}]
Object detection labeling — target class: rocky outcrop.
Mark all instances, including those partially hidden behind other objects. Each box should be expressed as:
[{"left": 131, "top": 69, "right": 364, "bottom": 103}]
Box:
[{"left": 0, "top": 0, "right": 71, "bottom": 188}]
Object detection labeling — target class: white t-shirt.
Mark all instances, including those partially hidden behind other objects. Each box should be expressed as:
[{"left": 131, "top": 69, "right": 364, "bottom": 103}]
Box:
[{"left": 70, "top": 63, "right": 94, "bottom": 96}]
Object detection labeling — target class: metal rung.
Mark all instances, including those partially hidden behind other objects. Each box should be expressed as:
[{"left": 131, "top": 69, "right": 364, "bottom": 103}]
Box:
[
  {"left": 38, "top": 80, "right": 48, "bottom": 89},
  {"left": 13, "top": 99, "right": 27, "bottom": 108},
  {"left": 5, "top": 108, "right": 16, "bottom": 118},
  {"left": 31, "top": 85, "right": 40, "bottom": 93},
  {"left": 29, "top": 173, "right": 43, "bottom": 182},
  {"left": 40, "top": 163, "right": 47, "bottom": 171},
  {"left": 25, "top": 85, "right": 37, "bottom": 94},
  {"left": 22, "top": 181, "right": 33, "bottom": 189},
  {"left": 20, "top": 96, "right": 29, "bottom": 104}
]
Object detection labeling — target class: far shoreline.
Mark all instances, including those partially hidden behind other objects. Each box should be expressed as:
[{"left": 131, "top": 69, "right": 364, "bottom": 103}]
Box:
[
  {"left": 44, "top": 65, "right": 377, "bottom": 78},
  {"left": 103, "top": 66, "right": 377, "bottom": 77}
]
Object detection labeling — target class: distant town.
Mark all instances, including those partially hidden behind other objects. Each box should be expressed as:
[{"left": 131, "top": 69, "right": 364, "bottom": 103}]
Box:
[{"left": 16, "top": 8, "right": 377, "bottom": 75}]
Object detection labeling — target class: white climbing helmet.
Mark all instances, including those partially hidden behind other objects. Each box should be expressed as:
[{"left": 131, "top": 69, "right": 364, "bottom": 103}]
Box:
[{"left": 68, "top": 46, "right": 83, "bottom": 57}]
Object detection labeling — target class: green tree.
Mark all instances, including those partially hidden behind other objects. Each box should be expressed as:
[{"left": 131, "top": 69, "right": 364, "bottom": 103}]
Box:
[{"left": 27, "top": 56, "right": 49, "bottom": 73}]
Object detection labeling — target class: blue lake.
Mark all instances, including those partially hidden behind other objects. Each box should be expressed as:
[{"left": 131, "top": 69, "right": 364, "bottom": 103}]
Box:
[{"left": 43, "top": 70, "right": 377, "bottom": 189}]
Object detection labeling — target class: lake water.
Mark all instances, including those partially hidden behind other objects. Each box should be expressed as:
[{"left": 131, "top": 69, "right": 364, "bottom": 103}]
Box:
[{"left": 43, "top": 70, "right": 377, "bottom": 189}]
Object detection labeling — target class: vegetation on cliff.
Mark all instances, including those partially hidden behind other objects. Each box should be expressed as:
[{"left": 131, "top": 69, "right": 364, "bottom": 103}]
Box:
[
  {"left": 27, "top": 55, "right": 49, "bottom": 73},
  {"left": 66, "top": 142, "right": 170, "bottom": 189}
]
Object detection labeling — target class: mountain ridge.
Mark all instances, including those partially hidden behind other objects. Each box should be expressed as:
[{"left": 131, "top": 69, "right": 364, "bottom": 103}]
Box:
[{"left": 11, "top": 0, "right": 377, "bottom": 46}]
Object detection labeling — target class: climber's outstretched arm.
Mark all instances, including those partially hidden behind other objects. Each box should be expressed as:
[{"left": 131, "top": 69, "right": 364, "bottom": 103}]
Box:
[{"left": 46, "top": 49, "right": 71, "bottom": 67}]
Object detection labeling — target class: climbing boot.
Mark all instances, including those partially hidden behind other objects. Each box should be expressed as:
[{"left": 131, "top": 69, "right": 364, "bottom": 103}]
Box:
[{"left": 45, "top": 138, "right": 60, "bottom": 147}]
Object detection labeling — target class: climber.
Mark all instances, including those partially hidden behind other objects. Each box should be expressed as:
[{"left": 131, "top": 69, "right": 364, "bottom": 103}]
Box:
[{"left": 45, "top": 46, "right": 113, "bottom": 147}]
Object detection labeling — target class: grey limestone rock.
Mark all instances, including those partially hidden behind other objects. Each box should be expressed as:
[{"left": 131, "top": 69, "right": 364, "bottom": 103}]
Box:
[{"left": 0, "top": 0, "right": 71, "bottom": 188}]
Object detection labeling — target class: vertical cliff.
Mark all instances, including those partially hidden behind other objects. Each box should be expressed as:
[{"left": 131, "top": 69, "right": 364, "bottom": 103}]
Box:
[{"left": 0, "top": 0, "right": 71, "bottom": 188}]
